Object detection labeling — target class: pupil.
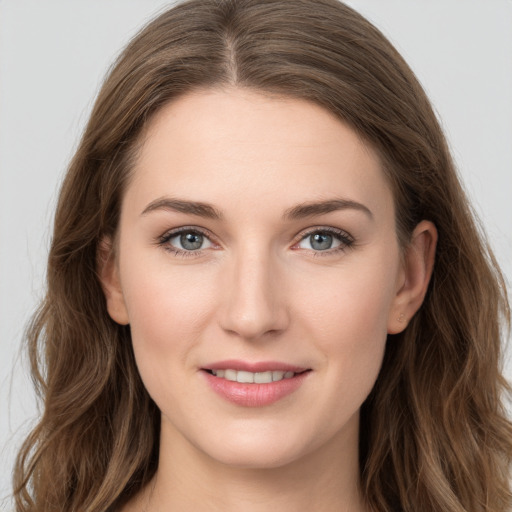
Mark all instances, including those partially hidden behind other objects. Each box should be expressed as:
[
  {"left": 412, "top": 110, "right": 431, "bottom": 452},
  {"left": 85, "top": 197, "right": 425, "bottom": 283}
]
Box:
[
  {"left": 311, "top": 233, "right": 332, "bottom": 251},
  {"left": 180, "top": 232, "right": 203, "bottom": 250}
]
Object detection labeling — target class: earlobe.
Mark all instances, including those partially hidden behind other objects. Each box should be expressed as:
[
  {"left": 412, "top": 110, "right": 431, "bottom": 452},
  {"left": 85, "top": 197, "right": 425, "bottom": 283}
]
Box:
[
  {"left": 387, "top": 220, "right": 437, "bottom": 334},
  {"left": 97, "top": 236, "right": 130, "bottom": 325}
]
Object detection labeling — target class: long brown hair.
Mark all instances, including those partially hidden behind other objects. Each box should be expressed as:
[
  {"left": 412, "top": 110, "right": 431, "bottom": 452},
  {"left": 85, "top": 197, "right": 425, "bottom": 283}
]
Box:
[{"left": 13, "top": 1, "right": 512, "bottom": 510}]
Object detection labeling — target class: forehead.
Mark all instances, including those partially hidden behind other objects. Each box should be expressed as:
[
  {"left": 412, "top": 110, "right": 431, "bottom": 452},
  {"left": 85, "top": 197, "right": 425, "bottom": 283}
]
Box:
[{"left": 124, "top": 88, "right": 393, "bottom": 222}]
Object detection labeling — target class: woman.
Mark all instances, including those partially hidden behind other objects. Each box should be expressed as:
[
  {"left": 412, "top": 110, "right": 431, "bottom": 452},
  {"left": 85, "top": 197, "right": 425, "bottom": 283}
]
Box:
[{"left": 13, "top": 0, "right": 512, "bottom": 511}]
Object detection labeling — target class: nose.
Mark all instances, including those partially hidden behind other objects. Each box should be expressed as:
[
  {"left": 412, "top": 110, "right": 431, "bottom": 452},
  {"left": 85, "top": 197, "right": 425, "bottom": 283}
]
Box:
[{"left": 219, "top": 247, "right": 289, "bottom": 340}]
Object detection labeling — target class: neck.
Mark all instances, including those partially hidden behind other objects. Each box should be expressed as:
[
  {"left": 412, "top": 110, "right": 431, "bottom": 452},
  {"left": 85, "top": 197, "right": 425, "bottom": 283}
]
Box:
[{"left": 127, "top": 413, "right": 368, "bottom": 512}]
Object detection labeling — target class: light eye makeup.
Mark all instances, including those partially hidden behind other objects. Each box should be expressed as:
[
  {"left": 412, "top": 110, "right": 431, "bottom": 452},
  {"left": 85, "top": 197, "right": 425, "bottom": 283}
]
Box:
[
  {"left": 157, "top": 226, "right": 217, "bottom": 258},
  {"left": 156, "top": 225, "right": 355, "bottom": 258},
  {"left": 292, "top": 227, "right": 355, "bottom": 257}
]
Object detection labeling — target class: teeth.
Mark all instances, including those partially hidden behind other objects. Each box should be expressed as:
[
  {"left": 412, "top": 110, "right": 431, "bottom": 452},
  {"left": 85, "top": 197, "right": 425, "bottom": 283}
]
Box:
[
  {"left": 254, "top": 371, "right": 272, "bottom": 384},
  {"left": 272, "top": 370, "right": 285, "bottom": 381},
  {"left": 209, "top": 369, "right": 297, "bottom": 383},
  {"left": 237, "top": 370, "right": 254, "bottom": 383},
  {"left": 225, "top": 369, "right": 237, "bottom": 381}
]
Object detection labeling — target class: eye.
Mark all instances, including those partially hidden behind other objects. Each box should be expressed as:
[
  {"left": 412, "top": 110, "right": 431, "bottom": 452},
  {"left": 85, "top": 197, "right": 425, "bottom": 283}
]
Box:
[
  {"left": 300, "top": 232, "right": 339, "bottom": 251},
  {"left": 295, "top": 228, "right": 354, "bottom": 254},
  {"left": 159, "top": 228, "right": 213, "bottom": 254}
]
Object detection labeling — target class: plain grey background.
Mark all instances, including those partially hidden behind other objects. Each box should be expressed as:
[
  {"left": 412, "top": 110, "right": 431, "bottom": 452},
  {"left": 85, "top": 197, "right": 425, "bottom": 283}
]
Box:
[{"left": 1, "top": 0, "right": 511, "bottom": 506}]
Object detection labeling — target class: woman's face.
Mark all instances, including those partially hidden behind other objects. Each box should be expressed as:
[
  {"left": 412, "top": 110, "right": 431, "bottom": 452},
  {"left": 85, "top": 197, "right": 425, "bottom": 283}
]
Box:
[{"left": 102, "top": 88, "right": 425, "bottom": 469}]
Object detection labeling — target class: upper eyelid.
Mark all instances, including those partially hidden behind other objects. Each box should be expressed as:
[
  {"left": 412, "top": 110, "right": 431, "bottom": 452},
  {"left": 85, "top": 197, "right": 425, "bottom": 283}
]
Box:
[
  {"left": 158, "top": 227, "right": 217, "bottom": 257},
  {"left": 294, "top": 226, "right": 354, "bottom": 242},
  {"left": 157, "top": 225, "right": 354, "bottom": 248},
  {"left": 160, "top": 225, "right": 215, "bottom": 241}
]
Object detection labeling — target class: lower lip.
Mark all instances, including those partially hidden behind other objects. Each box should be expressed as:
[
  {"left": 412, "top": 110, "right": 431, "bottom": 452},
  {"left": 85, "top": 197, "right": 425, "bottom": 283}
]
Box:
[{"left": 202, "top": 371, "right": 310, "bottom": 407}]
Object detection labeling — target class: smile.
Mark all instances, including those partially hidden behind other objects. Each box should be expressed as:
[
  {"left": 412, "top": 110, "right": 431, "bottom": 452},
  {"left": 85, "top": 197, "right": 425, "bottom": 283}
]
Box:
[
  {"left": 207, "top": 369, "right": 297, "bottom": 383},
  {"left": 202, "top": 363, "right": 311, "bottom": 407}
]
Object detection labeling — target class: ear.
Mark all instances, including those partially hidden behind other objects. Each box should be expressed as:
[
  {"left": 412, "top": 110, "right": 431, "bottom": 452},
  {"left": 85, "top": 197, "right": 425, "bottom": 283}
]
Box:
[
  {"left": 97, "top": 236, "right": 130, "bottom": 325},
  {"left": 387, "top": 220, "right": 437, "bottom": 334}
]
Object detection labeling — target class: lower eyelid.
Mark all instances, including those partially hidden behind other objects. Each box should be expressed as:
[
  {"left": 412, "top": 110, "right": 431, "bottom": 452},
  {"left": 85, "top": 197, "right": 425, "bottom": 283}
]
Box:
[
  {"left": 166, "top": 248, "right": 205, "bottom": 258},
  {"left": 156, "top": 227, "right": 354, "bottom": 256},
  {"left": 295, "top": 229, "right": 354, "bottom": 245},
  {"left": 157, "top": 227, "right": 216, "bottom": 254}
]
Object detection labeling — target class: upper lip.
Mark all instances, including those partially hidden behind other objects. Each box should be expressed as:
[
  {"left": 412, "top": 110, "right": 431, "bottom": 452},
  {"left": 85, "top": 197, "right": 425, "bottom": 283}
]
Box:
[{"left": 202, "top": 360, "right": 310, "bottom": 373}]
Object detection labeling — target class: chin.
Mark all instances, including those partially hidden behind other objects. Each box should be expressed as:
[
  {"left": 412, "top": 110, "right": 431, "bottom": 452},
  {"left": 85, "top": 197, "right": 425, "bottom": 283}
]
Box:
[
  {"left": 190, "top": 421, "right": 332, "bottom": 471},
  {"left": 206, "top": 441, "right": 308, "bottom": 470}
]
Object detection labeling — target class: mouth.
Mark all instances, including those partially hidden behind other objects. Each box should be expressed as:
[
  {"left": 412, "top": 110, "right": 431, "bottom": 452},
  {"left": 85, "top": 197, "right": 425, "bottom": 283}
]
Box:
[
  {"left": 201, "top": 362, "right": 311, "bottom": 407},
  {"left": 204, "top": 368, "right": 309, "bottom": 384}
]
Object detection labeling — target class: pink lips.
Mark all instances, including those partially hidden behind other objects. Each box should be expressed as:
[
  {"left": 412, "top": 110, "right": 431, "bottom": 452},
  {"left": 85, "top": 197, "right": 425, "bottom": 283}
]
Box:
[{"left": 202, "top": 360, "right": 311, "bottom": 407}]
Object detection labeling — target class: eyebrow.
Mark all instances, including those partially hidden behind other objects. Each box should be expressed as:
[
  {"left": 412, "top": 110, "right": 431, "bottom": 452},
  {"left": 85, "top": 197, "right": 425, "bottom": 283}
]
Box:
[
  {"left": 140, "top": 197, "right": 372, "bottom": 221},
  {"left": 283, "top": 199, "right": 373, "bottom": 220},
  {"left": 140, "top": 197, "right": 223, "bottom": 219}
]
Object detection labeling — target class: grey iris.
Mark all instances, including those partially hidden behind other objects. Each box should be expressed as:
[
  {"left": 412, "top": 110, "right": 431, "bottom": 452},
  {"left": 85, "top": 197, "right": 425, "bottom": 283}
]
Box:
[
  {"left": 181, "top": 232, "right": 203, "bottom": 250},
  {"left": 310, "top": 232, "right": 333, "bottom": 250}
]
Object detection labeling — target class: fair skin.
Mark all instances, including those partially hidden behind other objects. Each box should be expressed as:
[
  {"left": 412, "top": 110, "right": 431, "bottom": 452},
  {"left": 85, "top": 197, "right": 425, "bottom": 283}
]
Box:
[{"left": 100, "top": 88, "right": 436, "bottom": 512}]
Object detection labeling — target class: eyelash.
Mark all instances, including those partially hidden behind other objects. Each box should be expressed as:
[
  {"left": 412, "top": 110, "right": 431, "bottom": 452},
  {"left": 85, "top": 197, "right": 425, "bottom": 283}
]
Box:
[
  {"left": 157, "top": 226, "right": 216, "bottom": 258},
  {"left": 156, "top": 226, "right": 355, "bottom": 258},
  {"left": 293, "top": 226, "right": 355, "bottom": 257}
]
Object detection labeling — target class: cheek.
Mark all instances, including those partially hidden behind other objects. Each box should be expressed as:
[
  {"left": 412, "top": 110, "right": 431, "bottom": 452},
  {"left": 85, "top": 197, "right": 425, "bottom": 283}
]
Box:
[
  {"left": 119, "top": 255, "right": 218, "bottom": 367},
  {"left": 292, "top": 248, "right": 399, "bottom": 395},
  {"left": 296, "top": 253, "right": 398, "bottom": 343}
]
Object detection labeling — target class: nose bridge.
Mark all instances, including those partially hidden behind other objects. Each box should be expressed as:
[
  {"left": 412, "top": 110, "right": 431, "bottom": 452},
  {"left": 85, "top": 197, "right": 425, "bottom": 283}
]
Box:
[{"left": 220, "top": 241, "right": 288, "bottom": 339}]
